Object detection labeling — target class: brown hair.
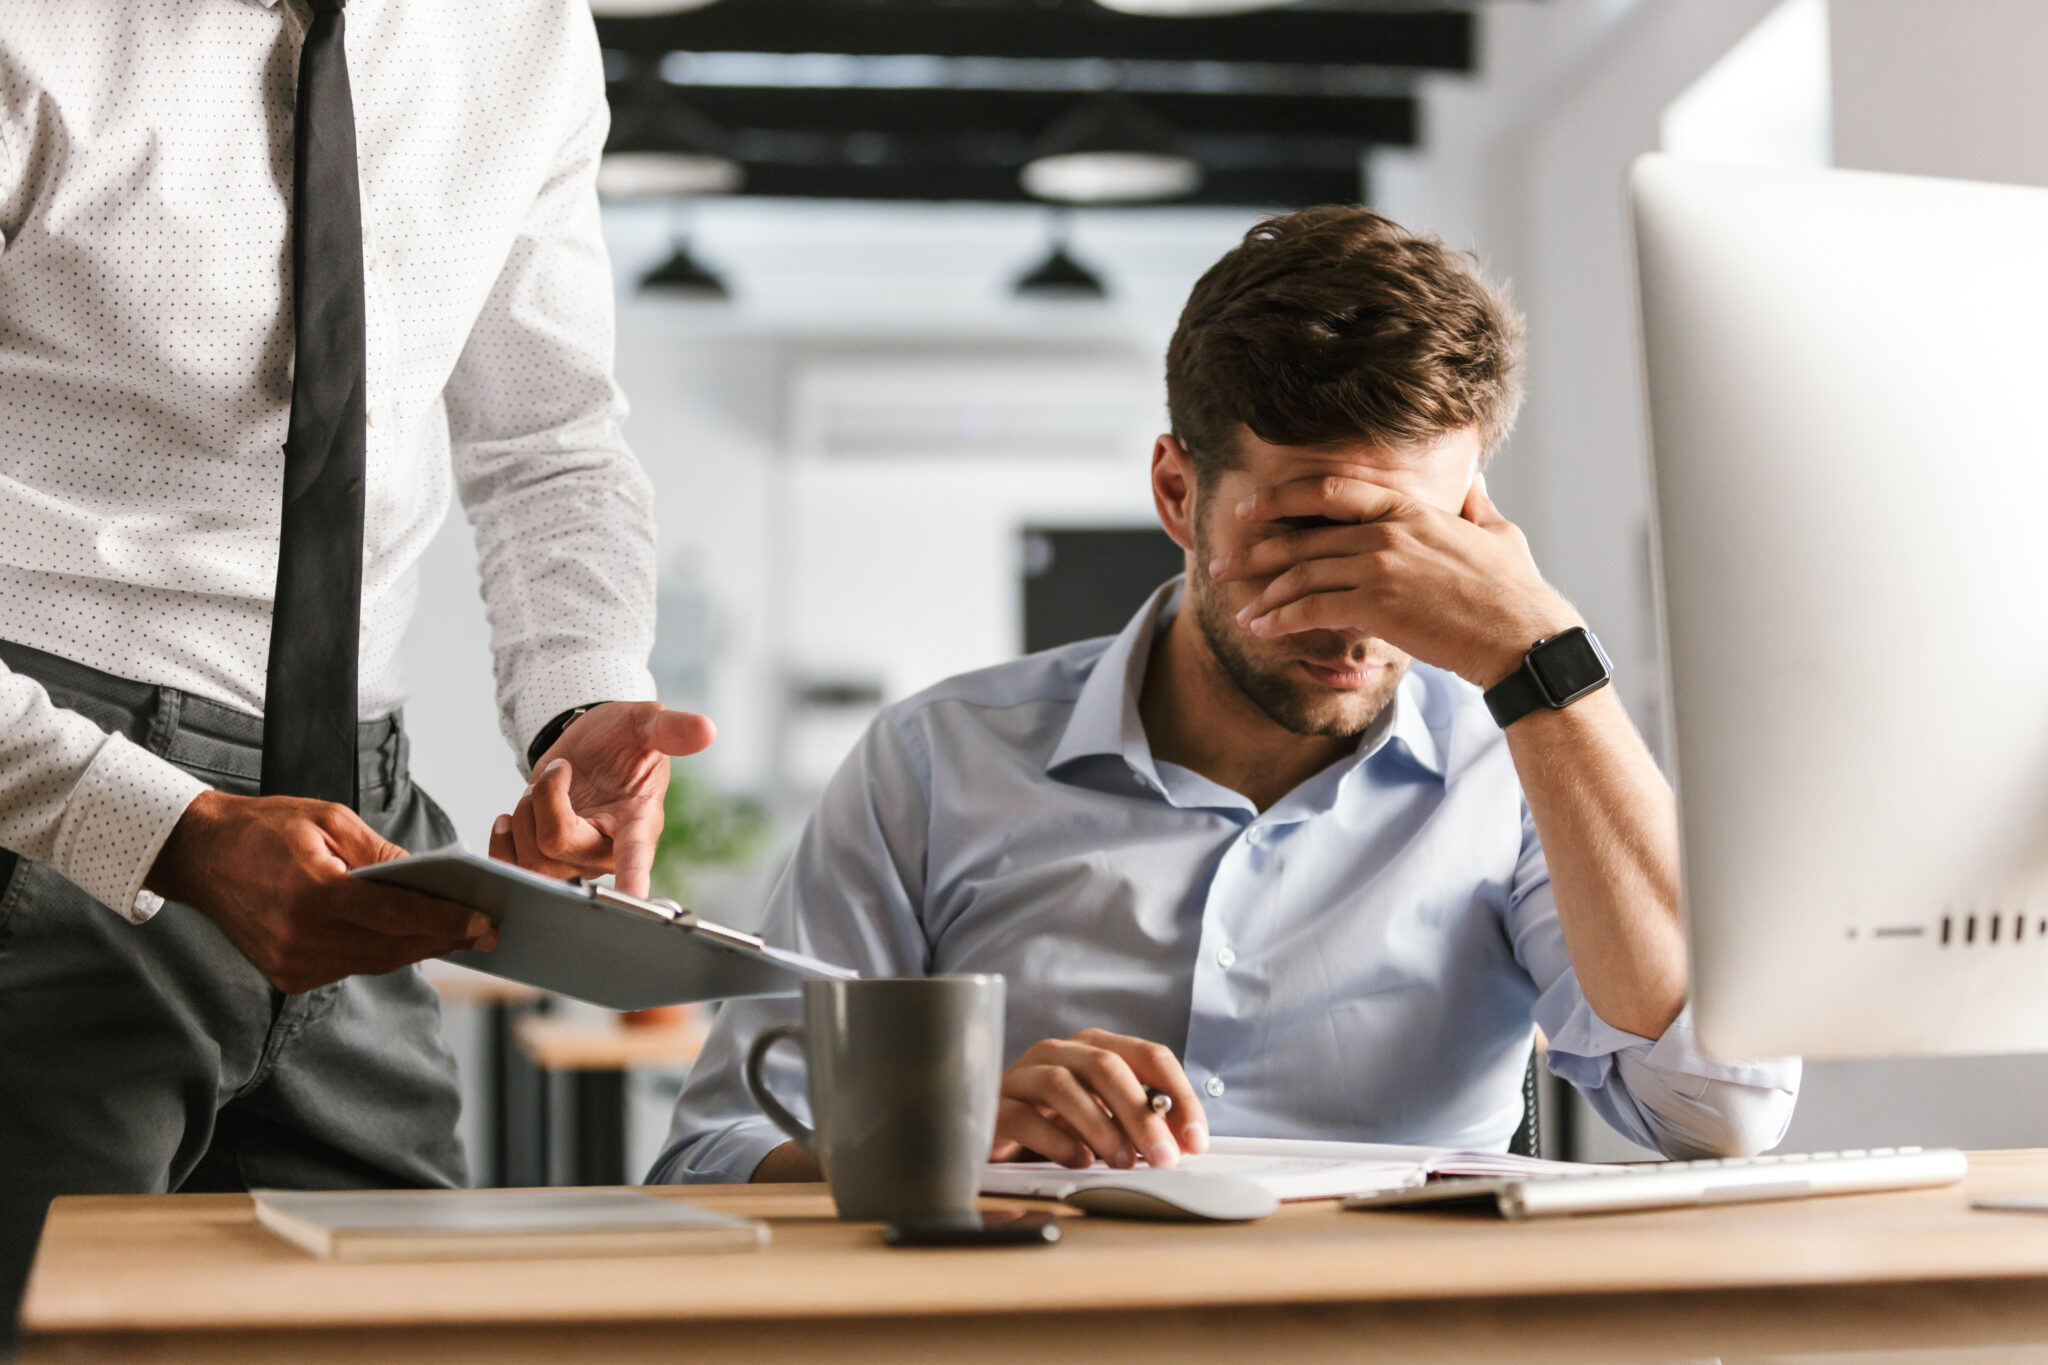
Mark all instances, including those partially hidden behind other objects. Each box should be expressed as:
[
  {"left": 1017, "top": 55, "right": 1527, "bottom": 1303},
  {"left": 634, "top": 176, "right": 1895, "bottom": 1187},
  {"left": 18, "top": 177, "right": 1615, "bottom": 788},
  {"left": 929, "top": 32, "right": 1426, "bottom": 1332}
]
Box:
[{"left": 1165, "top": 205, "right": 1525, "bottom": 478}]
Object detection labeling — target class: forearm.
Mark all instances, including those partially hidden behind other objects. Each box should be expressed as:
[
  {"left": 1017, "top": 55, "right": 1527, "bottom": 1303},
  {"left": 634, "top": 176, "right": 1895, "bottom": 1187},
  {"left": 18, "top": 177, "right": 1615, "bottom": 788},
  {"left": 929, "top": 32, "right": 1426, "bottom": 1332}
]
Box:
[{"left": 1504, "top": 689, "right": 1686, "bottom": 1037}]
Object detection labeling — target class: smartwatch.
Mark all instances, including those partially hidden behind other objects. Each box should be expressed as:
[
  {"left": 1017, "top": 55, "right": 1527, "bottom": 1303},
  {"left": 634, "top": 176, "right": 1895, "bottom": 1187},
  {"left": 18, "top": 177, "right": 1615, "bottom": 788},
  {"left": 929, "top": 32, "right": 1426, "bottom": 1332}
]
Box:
[{"left": 1483, "top": 627, "right": 1612, "bottom": 729}]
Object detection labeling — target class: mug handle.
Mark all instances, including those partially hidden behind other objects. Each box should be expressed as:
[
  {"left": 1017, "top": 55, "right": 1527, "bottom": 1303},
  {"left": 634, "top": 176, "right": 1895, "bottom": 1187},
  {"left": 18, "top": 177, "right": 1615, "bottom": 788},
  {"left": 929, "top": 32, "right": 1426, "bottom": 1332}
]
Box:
[{"left": 743, "top": 1022, "right": 817, "bottom": 1161}]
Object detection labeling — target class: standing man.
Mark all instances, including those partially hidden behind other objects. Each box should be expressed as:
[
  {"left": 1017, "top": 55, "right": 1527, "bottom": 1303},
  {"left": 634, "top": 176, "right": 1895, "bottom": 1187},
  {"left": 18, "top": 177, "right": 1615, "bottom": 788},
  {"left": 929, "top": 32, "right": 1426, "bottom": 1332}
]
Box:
[{"left": 0, "top": 0, "right": 704, "bottom": 1287}]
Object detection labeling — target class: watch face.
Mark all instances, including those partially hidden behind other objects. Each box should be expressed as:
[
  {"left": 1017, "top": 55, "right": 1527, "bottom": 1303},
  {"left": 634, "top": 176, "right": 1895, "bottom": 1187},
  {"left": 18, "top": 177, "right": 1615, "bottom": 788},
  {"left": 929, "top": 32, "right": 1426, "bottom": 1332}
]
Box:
[{"left": 1528, "top": 627, "right": 1612, "bottom": 705}]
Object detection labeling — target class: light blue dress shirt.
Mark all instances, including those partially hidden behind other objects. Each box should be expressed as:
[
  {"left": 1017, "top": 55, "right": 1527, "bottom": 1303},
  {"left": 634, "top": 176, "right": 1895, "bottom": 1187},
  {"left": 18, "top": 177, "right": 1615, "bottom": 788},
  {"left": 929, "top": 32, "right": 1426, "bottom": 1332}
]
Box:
[{"left": 655, "top": 581, "right": 1799, "bottom": 1182}]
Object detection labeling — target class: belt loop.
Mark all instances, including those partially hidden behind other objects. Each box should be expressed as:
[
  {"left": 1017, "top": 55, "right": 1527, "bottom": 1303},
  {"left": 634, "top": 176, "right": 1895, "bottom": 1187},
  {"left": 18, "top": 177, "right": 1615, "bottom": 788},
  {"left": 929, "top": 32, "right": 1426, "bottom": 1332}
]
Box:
[{"left": 145, "top": 687, "right": 184, "bottom": 759}]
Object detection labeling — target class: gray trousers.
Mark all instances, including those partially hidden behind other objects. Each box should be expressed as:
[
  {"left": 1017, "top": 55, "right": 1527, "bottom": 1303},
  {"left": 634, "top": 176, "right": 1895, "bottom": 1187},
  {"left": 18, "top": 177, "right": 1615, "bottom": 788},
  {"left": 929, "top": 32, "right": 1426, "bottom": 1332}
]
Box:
[{"left": 0, "top": 642, "right": 468, "bottom": 1273}]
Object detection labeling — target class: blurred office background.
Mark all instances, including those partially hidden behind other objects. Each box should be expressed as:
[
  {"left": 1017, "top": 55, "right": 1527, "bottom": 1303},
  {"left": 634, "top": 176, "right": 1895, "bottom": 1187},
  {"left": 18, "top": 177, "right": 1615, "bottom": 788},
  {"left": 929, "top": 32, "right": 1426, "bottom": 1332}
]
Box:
[{"left": 406, "top": 0, "right": 2048, "bottom": 1182}]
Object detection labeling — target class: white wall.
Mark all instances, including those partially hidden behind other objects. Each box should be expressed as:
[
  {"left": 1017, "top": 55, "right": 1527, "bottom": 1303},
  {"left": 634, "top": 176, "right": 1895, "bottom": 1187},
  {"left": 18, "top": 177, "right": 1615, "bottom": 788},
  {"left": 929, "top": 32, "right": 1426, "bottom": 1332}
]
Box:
[
  {"left": 1661, "top": 0, "right": 1831, "bottom": 169},
  {"left": 1832, "top": 0, "right": 2048, "bottom": 187}
]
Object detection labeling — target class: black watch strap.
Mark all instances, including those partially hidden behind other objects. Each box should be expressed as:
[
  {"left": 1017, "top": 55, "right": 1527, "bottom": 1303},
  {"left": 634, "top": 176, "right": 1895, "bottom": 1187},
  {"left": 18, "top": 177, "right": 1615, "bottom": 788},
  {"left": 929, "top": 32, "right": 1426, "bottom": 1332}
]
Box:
[
  {"left": 1484, "top": 626, "right": 1612, "bottom": 729},
  {"left": 1483, "top": 666, "right": 1549, "bottom": 729},
  {"left": 526, "top": 702, "right": 608, "bottom": 770}
]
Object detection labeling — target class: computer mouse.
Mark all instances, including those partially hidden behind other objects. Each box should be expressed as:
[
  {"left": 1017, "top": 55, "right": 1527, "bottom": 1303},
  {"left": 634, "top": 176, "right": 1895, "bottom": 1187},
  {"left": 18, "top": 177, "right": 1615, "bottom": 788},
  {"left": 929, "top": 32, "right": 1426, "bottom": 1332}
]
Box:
[{"left": 1063, "top": 1170, "right": 1280, "bottom": 1223}]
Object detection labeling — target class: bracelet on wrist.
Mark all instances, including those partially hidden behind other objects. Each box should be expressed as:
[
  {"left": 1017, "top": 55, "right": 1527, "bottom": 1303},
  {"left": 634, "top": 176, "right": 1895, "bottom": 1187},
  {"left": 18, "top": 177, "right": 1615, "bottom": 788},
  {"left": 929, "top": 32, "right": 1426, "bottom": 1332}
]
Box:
[{"left": 525, "top": 702, "right": 610, "bottom": 770}]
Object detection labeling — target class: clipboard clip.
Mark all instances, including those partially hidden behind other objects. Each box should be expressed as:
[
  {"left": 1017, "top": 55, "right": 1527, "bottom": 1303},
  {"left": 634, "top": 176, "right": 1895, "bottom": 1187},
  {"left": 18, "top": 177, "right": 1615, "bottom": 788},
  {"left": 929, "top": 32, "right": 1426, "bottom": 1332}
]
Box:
[
  {"left": 589, "top": 883, "right": 685, "bottom": 924},
  {"left": 587, "top": 883, "right": 770, "bottom": 953}
]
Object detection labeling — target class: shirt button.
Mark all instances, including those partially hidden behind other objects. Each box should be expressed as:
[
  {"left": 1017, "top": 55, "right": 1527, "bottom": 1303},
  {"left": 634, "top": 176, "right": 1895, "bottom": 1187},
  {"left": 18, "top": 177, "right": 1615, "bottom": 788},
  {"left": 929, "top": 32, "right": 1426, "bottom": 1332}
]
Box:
[
  {"left": 1216, "top": 945, "right": 1237, "bottom": 969},
  {"left": 1205, "top": 1076, "right": 1226, "bottom": 1098},
  {"left": 366, "top": 405, "right": 382, "bottom": 429}
]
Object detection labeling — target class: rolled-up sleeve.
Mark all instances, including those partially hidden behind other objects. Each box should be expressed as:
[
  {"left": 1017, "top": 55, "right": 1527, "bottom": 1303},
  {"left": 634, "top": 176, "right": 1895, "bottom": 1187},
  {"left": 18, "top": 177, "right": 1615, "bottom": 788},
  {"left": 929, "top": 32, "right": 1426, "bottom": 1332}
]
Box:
[
  {"left": 648, "top": 713, "right": 935, "bottom": 1183},
  {"left": 1507, "top": 806, "right": 1801, "bottom": 1158}
]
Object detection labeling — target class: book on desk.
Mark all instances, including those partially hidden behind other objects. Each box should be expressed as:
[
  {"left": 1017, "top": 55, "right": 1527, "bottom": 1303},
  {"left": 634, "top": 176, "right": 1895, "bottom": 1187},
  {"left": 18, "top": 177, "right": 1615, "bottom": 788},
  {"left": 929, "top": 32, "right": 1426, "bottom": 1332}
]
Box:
[{"left": 252, "top": 1188, "right": 770, "bottom": 1261}]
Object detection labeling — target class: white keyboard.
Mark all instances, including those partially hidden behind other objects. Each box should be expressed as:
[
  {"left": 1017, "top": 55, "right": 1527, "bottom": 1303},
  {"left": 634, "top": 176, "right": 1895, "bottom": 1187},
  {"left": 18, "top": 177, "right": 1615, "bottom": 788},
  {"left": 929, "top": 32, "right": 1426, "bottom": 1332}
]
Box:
[{"left": 1341, "top": 1147, "right": 1968, "bottom": 1220}]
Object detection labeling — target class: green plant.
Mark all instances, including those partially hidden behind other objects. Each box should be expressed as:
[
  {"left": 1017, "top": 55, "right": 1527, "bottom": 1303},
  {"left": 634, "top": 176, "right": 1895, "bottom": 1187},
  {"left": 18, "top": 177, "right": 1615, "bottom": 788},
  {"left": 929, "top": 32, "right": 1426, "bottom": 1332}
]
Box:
[{"left": 650, "top": 764, "right": 769, "bottom": 903}]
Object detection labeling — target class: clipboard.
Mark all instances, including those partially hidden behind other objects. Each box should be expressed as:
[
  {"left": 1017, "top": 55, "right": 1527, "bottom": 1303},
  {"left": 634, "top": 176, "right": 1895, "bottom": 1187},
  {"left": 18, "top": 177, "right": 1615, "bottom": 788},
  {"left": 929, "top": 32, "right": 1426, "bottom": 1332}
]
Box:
[{"left": 352, "top": 850, "right": 856, "bottom": 1011}]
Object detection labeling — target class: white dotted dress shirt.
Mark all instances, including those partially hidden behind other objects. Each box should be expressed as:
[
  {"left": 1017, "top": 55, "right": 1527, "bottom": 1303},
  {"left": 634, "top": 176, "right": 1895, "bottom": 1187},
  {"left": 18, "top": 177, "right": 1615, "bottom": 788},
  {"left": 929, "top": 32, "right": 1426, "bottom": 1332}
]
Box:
[{"left": 0, "top": 0, "right": 658, "bottom": 921}]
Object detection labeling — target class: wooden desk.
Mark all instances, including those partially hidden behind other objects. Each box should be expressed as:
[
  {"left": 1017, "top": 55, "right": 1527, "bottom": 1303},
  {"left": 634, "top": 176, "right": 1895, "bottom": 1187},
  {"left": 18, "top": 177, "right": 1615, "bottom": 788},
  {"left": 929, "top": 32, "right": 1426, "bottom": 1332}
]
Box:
[{"left": 21, "top": 1151, "right": 2048, "bottom": 1363}]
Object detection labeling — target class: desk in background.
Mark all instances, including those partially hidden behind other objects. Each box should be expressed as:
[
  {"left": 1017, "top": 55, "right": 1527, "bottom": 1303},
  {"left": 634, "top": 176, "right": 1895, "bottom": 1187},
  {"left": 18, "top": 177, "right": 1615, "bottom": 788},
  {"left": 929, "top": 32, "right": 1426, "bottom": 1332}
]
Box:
[
  {"left": 513, "top": 1012, "right": 708, "bottom": 1186},
  {"left": 20, "top": 1150, "right": 2048, "bottom": 1362}
]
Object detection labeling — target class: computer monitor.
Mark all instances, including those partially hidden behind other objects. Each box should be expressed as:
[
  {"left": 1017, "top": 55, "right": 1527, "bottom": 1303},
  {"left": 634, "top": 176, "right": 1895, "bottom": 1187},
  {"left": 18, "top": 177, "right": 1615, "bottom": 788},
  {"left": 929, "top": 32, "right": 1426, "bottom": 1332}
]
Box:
[{"left": 1631, "top": 154, "right": 2048, "bottom": 1062}]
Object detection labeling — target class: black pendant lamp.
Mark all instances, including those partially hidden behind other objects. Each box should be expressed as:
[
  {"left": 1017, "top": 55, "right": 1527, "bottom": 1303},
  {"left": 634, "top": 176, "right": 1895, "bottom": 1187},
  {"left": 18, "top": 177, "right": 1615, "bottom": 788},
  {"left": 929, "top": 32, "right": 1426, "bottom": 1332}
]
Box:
[{"left": 1014, "top": 211, "right": 1107, "bottom": 300}]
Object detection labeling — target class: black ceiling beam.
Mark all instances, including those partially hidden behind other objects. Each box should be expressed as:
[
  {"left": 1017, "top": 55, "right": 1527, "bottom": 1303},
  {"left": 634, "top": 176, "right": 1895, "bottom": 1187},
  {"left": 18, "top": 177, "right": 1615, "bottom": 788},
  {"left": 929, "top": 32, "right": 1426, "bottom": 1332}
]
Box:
[
  {"left": 595, "top": 2, "right": 1473, "bottom": 71},
  {"left": 623, "top": 85, "right": 1416, "bottom": 145},
  {"left": 725, "top": 161, "right": 1365, "bottom": 207}
]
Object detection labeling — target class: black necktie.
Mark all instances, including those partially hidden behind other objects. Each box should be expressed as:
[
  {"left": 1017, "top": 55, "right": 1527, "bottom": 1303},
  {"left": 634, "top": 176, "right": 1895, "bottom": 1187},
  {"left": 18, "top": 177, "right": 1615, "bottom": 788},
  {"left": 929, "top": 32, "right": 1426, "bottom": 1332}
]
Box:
[{"left": 262, "top": 0, "right": 366, "bottom": 807}]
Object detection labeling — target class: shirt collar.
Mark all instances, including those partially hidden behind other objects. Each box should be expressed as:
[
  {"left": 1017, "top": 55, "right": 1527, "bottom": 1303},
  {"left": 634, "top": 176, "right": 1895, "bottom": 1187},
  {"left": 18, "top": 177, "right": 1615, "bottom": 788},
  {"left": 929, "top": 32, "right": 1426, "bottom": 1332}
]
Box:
[
  {"left": 1378, "top": 668, "right": 1447, "bottom": 778},
  {"left": 1045, "top": 577, "right": 1181, "bottom": 780},
  {"left": 1045, "top": 576, "right": 1450, "bottom": 786}
]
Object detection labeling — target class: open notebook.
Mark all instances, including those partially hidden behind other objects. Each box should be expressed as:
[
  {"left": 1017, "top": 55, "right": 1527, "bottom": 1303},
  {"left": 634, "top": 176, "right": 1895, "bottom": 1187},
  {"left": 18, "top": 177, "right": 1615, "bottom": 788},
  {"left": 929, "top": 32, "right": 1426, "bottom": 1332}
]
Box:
[{"left": 981, "top": 1136, "right": 1595, "bottom": 1203}]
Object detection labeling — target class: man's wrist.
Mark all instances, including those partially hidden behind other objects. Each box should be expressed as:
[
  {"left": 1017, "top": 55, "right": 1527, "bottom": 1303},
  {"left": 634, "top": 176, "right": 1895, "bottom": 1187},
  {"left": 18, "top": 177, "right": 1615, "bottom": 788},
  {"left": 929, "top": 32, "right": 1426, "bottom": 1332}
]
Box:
[
  {"left": 1476, "top": 606, "right": 1585, "bottom": 690},
  {"left": 144, "top": 789, "right": 232, "bottom": 905},
  {"left": 1484, "top": 621, "right": 1614, "bottom": 730},
  {"left": 525, "top": 702, "right": 613, "bottom": 770}
]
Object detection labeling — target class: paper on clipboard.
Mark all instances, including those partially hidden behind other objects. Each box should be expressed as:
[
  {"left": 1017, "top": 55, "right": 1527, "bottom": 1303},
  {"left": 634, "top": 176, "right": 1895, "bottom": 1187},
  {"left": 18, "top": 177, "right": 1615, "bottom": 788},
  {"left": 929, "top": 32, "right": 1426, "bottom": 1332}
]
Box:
[{"left": 352, "top": 850, "right": 855, "bottom": 1011}]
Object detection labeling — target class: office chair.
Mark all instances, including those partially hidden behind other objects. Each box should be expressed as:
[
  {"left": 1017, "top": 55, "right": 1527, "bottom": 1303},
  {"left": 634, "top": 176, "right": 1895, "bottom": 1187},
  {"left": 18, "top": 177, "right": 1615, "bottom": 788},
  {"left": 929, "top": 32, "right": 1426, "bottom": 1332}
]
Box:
[{"left": 1507, "top": 1051, "right": 1541, "bottom": 1158}]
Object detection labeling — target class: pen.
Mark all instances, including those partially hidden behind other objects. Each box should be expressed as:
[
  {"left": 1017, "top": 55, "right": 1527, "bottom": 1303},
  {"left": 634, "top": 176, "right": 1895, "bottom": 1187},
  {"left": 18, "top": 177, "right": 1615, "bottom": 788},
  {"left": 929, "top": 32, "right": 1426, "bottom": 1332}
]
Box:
[{"left": 1143, "top": 1087, "right": 1174, "bottom": 1116}]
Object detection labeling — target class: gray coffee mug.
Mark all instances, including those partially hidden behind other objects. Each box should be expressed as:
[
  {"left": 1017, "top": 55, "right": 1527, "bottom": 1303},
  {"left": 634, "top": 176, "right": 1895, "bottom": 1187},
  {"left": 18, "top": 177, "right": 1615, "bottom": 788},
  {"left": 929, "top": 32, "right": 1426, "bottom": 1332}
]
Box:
[{"left": 744, "top": 974, "right": 1005, "bottom": 1222}]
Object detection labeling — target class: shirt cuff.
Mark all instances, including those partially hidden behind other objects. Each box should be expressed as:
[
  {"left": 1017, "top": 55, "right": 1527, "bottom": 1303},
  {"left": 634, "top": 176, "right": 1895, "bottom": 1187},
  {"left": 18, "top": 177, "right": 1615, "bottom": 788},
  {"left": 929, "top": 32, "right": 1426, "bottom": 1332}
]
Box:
[
  {"left": 48, "top": 733, "right": 209, "bottom": 924},
  {"left": 650, "top": 1119, "right": 793, "bottom": 1186},
  {"left": 508, "top": 652, "right": 657, "bottom": 775}
]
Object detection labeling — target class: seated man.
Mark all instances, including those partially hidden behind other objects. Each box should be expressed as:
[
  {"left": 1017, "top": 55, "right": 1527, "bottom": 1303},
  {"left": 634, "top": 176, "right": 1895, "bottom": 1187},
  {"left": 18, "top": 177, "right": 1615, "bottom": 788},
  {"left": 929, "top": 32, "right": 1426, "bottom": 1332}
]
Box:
[{"left": 655, "top": 207, "right": 1798, "bottom": 1184}]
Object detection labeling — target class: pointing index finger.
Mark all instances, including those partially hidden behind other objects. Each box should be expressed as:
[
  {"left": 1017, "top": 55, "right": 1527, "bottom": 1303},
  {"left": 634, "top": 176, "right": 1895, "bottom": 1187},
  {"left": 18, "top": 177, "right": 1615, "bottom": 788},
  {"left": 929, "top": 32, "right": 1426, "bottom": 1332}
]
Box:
[{"left": 610, "top": 808, "right": 662, "bottom": 898}]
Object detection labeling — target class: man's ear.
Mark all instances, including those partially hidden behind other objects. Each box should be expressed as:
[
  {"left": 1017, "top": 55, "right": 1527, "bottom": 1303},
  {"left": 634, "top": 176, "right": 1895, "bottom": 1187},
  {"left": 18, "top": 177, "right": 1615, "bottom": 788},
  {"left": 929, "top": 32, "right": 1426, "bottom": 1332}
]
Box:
[{"left": 1151, "top": 434, "right": 1199, "bottom": 553}]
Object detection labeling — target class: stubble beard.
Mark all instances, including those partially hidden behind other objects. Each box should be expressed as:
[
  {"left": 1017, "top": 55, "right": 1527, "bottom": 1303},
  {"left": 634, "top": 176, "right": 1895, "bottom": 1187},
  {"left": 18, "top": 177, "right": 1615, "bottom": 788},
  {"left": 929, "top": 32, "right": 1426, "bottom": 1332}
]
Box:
[{"left": 1188, "top": 525, "right": 1411, "bottom": 740}]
